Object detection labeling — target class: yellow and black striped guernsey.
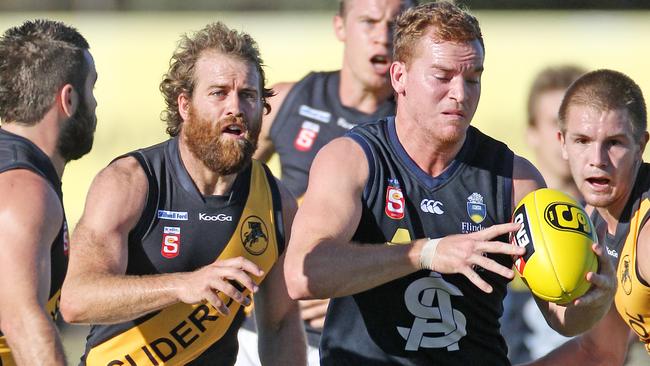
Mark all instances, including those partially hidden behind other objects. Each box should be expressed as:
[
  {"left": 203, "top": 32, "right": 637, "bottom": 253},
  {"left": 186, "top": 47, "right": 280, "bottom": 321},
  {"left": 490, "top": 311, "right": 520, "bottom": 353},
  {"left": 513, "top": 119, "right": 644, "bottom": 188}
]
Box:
[
  {"left": 0, "top": 129, "right": 69, "bottom": 366},
  {"left": 80, "top": 137, "right": 284, "bottom": 366},
  {"left": 592, "top": 163, "right": 650, "bottom": 355}
]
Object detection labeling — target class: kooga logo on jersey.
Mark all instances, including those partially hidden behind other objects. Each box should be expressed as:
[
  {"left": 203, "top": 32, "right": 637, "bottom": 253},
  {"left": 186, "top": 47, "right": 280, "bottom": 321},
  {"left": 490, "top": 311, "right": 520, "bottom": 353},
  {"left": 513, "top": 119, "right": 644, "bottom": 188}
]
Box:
[{"left": 199, "top": 213, "right": 233, "bottom": 222}]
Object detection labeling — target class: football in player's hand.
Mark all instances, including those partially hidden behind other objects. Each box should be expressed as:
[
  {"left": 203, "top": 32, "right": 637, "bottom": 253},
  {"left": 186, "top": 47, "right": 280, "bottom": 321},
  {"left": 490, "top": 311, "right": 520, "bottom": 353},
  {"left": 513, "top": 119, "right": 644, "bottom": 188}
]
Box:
[{"left": 510, "top": 188, "right": 598, "bottom": 304}]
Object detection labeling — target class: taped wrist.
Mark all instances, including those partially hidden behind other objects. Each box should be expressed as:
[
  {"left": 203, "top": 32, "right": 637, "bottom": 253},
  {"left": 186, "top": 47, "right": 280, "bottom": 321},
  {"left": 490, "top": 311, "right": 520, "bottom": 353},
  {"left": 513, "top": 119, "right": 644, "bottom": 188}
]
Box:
[{"left": 419, "top": 238, "right": 441, "bottom": 270}]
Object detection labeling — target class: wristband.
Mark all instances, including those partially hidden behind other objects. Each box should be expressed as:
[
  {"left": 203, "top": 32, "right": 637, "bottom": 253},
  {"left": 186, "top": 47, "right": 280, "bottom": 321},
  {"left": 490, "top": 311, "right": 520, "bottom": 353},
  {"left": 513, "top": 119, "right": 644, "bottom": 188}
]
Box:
[{"left": 419, "top": 238, "right": 441, "bottom": 270}]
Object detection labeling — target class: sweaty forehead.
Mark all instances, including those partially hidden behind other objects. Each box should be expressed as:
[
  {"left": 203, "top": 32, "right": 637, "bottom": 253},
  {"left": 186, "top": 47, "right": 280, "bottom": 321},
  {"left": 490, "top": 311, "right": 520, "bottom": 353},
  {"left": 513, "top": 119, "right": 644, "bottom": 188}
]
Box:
[{"left": 566, "top": 105, "right": 633, "bottom": 134}]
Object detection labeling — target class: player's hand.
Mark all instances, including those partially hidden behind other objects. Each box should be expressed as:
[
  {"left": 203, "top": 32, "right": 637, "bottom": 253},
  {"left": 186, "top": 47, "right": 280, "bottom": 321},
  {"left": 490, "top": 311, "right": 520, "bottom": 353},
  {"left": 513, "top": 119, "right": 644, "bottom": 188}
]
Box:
[
  {"left": 175, "top": 257, "right": 263, "bottom": 316},
  {"left": 571, "top": 243, "right": 616, "bottom": 307},
  {"left": 299, "top": 298, "right": 329, "bottom": 330},
  {"left": 427, "top": 222, "right": 525, "bottom": 293}
]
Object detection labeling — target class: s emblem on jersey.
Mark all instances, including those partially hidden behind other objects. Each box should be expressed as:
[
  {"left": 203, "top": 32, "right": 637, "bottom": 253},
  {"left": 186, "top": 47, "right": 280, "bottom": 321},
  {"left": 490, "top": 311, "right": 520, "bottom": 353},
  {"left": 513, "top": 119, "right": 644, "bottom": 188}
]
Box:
[
  {"left": 621, "top": 255, "right": 632, "bottom": 295},
  {"left": 240, "top": 216, "right": 269, "bottom": 255},
  {"left": 420, "top": 199, "right": 444, "bottom": 215},
  {"left": 466, "top": 193, "right": 486, "bottom": 224},
  {"left": 63, "top": 221, "right": 70, "bottom": 256},
  {"left": 294, "top": 121, "right": 320, "bottom": 152},
  {"left": 397, "top": 273, "right": 467, "bottom": 351},
  {"left": 385, "top": 179, "right": 405, "bottom": 220},
  {"left": 161, "top": 226, "right": 181, "bottom": 259}
]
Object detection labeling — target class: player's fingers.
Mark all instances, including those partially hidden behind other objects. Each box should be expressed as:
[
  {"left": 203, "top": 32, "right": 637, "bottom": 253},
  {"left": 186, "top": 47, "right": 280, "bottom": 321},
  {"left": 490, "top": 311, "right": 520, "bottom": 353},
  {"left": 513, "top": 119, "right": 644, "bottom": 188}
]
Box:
[
  {"left": 218, "top": 257, "right": 264, "bottom": 276},
  {"left": 214, "top": 280, "right": 250, "bottom": 307},
  {"left": 203, "top": 290, "right": 229, "bottom": 316},
  {"left": 462, "top": 268, "right": 493, "bottom": 293},
  {"left": 219, "top": 269, "right": 259, "bottom": 294},
  {"left": 473, "top": 255, "right": 516, "bottom": 279},
  {"left": 477, "top": 241, "right": 525, "bottom": 256},
  {"left": 301, "top": 303, "right": 329, "bottom": 321},
  {"left": 299, "top": 298, "right": 329, "bottom": 311},
  {"left": 593, "top": 243, "right": 615, "bottom": 276},
  {"left": 474, "top": 222, "right": 521, "bottom": 240},
  {"left": 308, "top": 317, "right": 326, "bottom": 330}
]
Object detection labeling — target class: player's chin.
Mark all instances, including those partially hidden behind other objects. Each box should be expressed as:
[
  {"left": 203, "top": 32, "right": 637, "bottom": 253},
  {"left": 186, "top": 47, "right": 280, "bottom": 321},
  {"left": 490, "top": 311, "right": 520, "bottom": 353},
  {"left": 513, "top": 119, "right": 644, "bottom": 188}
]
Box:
[{"left": 582, "top": 191, "right": 616, "bottom": 208}]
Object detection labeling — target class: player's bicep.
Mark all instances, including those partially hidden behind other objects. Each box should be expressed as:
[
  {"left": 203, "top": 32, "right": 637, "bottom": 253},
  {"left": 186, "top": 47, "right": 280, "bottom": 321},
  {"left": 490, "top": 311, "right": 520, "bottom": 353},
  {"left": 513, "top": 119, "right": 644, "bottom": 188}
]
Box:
[
  {"left": 68, "top": 157, "right": 148, "bottom": 276},
  {"left": 0, "top": 171, "right": 62, "bottom": 312},
  {"left": 293, "top": 137, "right": 368, "bottom": 245},
  {"left": 512, "top": 154, "right": 547, "bottom": 207}
]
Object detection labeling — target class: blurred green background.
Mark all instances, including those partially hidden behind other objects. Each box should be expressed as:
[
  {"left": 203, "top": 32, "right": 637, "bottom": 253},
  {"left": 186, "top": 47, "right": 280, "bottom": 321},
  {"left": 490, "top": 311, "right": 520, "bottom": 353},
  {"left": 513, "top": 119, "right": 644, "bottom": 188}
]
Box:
[{"left": 1, "top": 9, "right": 650, "bottom": 364}]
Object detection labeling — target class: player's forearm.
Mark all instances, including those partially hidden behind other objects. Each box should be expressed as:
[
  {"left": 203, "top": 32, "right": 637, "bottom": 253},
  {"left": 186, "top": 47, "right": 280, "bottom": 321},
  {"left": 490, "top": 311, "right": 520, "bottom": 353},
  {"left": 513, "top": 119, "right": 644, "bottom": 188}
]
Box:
[
  {"left": 60, "top": 271, "right": 182, "bottom": 324},
  {"left": 517, "top": 337, "right": 621, "bottom": 366},
  {"left": 257, "top": 307, "right": 307, "bottom": 366},
  {"left": 553, "top": 301, "right": 611, "bottom": 336},
  {"left": 2, "top": 307, "right": 66, "bottom": 366},
  {"left": 286, "top": 238, "right": 422, "bottom": 299}
]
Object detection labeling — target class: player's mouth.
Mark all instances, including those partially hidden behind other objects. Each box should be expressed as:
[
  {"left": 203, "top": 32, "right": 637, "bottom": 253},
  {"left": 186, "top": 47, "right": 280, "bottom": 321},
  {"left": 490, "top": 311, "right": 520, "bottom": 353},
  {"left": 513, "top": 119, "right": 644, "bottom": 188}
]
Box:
[
  {"left": 221, "top": 123, "right": 247, "bottom": 138},
  {"left": 442, "top": 109, "right": 466, "bottom": 119},
  {"left": 585, "top": 176, "right": 611, "bottom": 191},
  {"left": 370, "top": 54, "right": 391, "bottom": 75}
]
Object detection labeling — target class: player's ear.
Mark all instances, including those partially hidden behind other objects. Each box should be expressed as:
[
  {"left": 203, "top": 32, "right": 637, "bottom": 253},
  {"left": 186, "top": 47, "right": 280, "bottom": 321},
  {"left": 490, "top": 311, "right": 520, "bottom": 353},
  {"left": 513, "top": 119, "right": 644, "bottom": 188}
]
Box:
[
  {"left": 638, "top": 131, "right": 649, "bottom": 157},
  {"left": 390, "top": 61, "right": 407, "bottom": 95},
  {"left": 178, "top": 92, "right": 191, "bottom": 122},
  {"left": 559, "top": 131, "right": 569, "bottom": 160},
  {"left": 59, "top": 84, "right": 79, "bottom": 118},
  {"left": 333, "top": 14, "right": 346, "bottom": 42}
]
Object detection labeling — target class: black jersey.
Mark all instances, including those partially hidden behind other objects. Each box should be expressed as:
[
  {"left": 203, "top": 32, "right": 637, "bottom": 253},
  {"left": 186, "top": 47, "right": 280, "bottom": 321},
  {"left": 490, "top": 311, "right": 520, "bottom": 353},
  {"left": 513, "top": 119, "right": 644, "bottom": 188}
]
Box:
[
  {"left": 0, "top": 129, "right": 69, "bottom": 362},
  {"left": 270, "top": 71, "right": 395, "bottom": 198},
  {"left": 320, "top": 118, "right": 515, "bottom": 366},
  {"left": 81, "top": 137, "right": 285, "bottom": 366}
]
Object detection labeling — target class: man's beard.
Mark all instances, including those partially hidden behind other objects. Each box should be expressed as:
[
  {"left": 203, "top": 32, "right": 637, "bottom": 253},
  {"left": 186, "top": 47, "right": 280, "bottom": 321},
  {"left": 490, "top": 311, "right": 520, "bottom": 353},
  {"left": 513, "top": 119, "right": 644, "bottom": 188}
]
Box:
[
  {"left": 57, "top": 96, "right": 96, "bottom": 162},
  {"left": 183, "top": 109, "right": 259, "bottom": 176}
]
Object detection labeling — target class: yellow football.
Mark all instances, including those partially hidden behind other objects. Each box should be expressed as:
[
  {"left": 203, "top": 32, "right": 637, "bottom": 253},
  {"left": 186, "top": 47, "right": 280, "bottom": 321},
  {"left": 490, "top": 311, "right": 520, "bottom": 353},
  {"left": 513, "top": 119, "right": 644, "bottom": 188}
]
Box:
[{"left": 510, "top": 188, "right": 598, "bottom": 304}]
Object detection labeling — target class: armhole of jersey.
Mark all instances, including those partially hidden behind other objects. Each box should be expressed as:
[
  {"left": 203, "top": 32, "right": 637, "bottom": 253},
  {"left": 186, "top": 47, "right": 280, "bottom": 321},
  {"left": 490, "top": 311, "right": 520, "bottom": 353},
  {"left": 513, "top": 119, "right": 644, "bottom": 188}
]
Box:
[
  {"left": 125, "top": 151, "right": 159, "bottom": 244},
  {"left": 347, "top": 132, "right": 375, "bottom": 203},
  {"left": 262, "top": 164, "right": 286, "bottom": 256},
  {"left": 268, "top": 72, "right": 313, "bottom": 141},
  {"left": 0, "top": 162, "right": 48, "bottom": 184}
]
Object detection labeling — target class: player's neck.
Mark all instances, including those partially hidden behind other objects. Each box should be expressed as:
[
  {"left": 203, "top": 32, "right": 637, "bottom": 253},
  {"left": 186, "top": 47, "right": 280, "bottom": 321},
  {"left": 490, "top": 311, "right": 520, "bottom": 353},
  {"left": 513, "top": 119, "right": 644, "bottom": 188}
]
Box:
[
  {"left": 339, "top": 69, "right": 392, "bottom": 115},
  {"left": 2, "top": 111, "right": 66, "bottom": 178},
  {"left": 178, "top": 137, "right": 237, "bottom": 196},
  {"left": 394, "top": 115, "right": 466, "bottom": 177}
]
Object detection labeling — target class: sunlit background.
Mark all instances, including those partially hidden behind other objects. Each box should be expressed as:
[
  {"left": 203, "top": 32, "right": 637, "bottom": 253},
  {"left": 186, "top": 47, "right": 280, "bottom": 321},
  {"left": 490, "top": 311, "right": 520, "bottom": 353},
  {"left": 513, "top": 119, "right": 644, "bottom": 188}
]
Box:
[{"left": 1, "top": 0, "right": 649, "bottom": 363}]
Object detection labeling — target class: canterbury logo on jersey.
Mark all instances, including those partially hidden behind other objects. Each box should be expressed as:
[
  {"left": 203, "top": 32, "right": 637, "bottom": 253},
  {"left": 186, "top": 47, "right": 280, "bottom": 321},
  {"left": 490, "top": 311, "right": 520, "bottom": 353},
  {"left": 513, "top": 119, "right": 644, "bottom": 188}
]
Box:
[{"left": 420, "top": 199, "right": 444, "bottom": 215}]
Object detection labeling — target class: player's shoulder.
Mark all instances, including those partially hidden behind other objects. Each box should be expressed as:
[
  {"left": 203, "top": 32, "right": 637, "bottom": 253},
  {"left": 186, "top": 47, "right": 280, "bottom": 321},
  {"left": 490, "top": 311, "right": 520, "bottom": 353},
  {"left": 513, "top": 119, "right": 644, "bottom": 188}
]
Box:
[
  {"left": 0, "top": 169, "right": 62, "bottom": 231},
  {"left": 89, "top": 155, "right": 149, "bottom": 201}
]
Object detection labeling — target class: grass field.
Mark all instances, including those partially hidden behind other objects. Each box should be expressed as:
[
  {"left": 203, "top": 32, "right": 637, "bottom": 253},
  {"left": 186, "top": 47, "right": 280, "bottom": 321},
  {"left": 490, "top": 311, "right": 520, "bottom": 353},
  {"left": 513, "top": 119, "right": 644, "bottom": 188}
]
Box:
[{"left": 1, "top": 11, "right": 650, "bottom": 364}]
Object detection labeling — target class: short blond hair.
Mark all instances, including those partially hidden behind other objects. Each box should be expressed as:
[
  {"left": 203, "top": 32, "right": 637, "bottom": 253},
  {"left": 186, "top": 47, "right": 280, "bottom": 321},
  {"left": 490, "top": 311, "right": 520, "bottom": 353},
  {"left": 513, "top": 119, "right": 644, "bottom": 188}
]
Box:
[{"left": 393, "top": 1, "right": 483, "bottom": 66}]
